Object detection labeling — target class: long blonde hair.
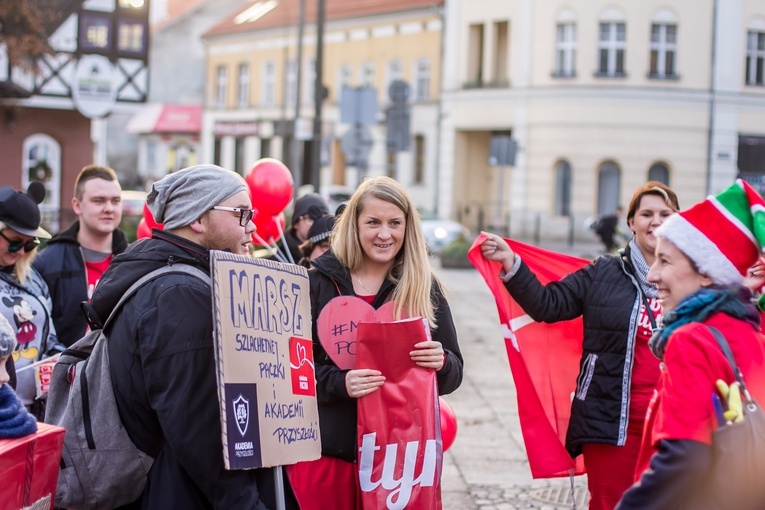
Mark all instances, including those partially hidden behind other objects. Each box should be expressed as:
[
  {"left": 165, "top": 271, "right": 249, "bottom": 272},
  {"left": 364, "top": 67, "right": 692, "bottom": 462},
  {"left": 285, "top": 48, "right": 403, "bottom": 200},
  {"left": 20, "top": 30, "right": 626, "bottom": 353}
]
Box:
[
  {"left": 0, "top": 222, "right": 38, "bottom": 285},
  {"left": 332, "top": 176, "right": 439, "bottom": 327}
]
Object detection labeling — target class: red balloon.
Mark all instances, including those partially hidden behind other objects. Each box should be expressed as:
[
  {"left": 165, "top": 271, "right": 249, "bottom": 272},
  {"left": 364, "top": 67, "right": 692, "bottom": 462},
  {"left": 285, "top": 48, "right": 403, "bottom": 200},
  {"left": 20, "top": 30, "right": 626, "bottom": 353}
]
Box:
[
  {"left": 143, "top": 202, "right": 163, "bottom": 230},
  {"left": 246, "top": 158, "right": 294, "bottom": 215},
  {"left": 439, "top": 397, "right": 458, "bottom": 451},
  {"left": 252, "top": 211, "right": 286, "bottom": 246},
  {"left": 136, "top": 217, "right": 152, "bottom": 239}
]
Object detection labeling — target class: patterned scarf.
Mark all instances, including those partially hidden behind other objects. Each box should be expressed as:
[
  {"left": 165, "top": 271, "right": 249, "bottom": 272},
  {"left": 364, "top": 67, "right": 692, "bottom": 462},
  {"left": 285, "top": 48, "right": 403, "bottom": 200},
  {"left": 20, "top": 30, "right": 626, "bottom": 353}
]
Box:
[
  {"left": 628, "top": 239, "right": 658, "bottom": 298},
  {"left": 648, "top": 285, "right": 760, "bottom": 360},
  {"left": 0, "top": 383, "right": 37, "bottom": 438}
]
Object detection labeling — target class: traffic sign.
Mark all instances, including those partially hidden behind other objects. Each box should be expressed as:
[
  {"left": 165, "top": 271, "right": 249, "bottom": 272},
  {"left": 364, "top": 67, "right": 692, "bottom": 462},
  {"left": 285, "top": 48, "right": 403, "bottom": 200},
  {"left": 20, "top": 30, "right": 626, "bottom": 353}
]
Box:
[
  {"left": 388, "top": 80, "right": 410, "bottom": 103},
  {"left": 386, "top": 105, "right": 410, "bottom": 153},
  {"left": 340, "top": 86, "right": 378, "bottom": 125},
  {"left": 340, "top": 126, "right": 374, "bottom": 165}
]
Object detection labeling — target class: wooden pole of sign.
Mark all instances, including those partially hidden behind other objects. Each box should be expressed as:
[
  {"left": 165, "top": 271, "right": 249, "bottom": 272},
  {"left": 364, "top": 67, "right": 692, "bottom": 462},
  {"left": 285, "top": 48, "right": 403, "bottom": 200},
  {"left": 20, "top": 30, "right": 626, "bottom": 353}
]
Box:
[{"left": 274, "top": 466, "right": 286, "bottom": 510}]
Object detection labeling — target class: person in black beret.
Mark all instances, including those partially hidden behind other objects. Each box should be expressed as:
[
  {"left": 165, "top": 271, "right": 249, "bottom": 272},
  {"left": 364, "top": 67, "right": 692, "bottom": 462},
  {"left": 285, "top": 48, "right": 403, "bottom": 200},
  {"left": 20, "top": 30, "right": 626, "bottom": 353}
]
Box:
[
  {"left": 284, "top": 193, "right": 328, "bottom": 263},
  {"left": 297, "top": 215, "right": 335, "bottom": 268}
]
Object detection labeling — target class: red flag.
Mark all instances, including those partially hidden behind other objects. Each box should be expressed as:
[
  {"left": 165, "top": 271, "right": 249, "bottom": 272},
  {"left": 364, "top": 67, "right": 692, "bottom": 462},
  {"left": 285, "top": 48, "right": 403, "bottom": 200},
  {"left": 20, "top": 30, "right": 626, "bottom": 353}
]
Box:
[{"left": 468, "top": 233, "right": 588, "bottom": 478}]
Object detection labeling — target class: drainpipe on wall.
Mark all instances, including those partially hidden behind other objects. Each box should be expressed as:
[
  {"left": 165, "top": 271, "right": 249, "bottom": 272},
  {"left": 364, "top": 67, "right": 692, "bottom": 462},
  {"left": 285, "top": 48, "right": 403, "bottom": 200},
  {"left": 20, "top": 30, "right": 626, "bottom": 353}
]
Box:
[
  {"left": 310, "top": 0, "right": 326, "bottom": 191},
  {"left": 705, "top": 0, "right": 719, "bottom": 196},
  {"left": 292, "top": 0, "right": 306, "bottom": 193},
  {"left": 433, "top": 4, "right": 446, "bottom": 217}
]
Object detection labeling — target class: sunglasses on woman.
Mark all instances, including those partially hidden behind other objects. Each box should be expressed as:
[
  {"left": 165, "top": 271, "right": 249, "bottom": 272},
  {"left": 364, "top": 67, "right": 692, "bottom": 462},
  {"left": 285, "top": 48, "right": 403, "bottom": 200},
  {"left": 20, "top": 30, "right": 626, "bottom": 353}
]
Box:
[{"left": 0, "top": 230, "right": 40, "bottom": 253}]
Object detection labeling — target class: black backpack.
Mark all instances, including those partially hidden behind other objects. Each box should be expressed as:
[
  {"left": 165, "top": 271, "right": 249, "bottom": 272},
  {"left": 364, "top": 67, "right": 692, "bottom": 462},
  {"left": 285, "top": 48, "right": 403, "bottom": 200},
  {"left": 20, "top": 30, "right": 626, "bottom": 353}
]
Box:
[{"left": 44, "top": 264, "right": 209, "bottom": 510}]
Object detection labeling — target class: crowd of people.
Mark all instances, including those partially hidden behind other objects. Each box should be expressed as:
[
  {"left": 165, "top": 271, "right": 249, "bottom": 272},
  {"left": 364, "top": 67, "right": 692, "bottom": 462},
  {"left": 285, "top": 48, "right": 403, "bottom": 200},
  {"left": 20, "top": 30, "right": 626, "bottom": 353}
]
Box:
[
  {"left": 1, "top": 161, "right": 765, "bottom": 509},
  {"left": 0, "top": 165, "right": 463, "bottom": 509}
]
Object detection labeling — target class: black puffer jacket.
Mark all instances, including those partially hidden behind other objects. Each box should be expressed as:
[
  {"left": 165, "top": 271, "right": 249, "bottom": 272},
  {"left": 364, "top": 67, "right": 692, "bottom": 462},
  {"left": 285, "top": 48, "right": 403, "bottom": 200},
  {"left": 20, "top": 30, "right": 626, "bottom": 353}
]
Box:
[
  {"left": 91, "top": 230, "right": 295, "bottom": 510},
  {"left": 34, "top": 220, "right": 128, "bottom": 346},
  {"left": 505, "top": 246, "right": 642, "bottom": 458},
  {"left": 310, "top": 251, "right": 464, "bottom": 462}
]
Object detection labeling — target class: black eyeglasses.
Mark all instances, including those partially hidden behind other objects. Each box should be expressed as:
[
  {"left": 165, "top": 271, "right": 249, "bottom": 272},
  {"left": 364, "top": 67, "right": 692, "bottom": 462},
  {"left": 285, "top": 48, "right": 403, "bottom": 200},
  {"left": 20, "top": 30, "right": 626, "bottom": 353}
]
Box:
[
  {"left": 0, "top": 230, "right": 40, "bottom": 253},
  {"left": 211, "top": 206, "right": 255, "bottom": 227}
]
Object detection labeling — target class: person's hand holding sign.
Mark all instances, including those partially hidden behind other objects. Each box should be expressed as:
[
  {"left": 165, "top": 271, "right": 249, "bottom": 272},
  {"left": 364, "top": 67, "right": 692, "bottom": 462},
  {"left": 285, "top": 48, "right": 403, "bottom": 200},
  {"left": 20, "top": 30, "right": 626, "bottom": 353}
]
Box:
[
  {"left": 410, "top": 340, "right": 445, "bottom": 370},
  {"left": 346, "top": 369, "right": 385, "bottom": 398}
]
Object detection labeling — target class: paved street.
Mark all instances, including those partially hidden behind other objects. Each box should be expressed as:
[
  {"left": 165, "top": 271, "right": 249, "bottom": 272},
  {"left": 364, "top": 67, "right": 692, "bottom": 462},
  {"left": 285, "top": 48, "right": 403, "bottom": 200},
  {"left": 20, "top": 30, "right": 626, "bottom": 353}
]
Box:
[{"left": 436, "top": 239, "right": 604, "bottom": 509}]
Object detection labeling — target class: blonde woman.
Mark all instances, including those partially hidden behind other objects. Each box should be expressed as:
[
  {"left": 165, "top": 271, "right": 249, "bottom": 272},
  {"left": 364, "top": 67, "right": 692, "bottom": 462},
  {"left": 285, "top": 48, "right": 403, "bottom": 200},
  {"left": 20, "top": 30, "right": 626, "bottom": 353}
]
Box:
[
  {"left": 0, "top": 183, "right": 61, "bottom": 419},
  {"left": 288, "top": 176, "right": 464, "bottom": 509}
]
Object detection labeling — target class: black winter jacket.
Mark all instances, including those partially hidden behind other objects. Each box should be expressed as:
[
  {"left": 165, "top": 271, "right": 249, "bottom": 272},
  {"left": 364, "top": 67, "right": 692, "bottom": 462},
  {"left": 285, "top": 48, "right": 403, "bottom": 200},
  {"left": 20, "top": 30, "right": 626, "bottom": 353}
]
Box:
[
  {"left": 309, "top": 251, "right": 464, "bottom": 462},
  {"left": 91, "top": 231, "right": 295, "bottom": 510},
  {"left": 505, "top": 246, "right": 643, "bottom": 458},
  {"left": 34, "top": 221, "right": 128, "bottom": 347}
]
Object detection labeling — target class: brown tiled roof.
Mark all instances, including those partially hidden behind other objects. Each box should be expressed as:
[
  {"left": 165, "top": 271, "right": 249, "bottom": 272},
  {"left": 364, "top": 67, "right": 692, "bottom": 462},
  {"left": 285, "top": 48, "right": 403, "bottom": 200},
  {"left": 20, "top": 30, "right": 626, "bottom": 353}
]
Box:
[
  {"left": 204, "top": 0, "right": 443, "bottom": 38},
  {"left": 152, "top": 0, "right": 207, "bottom": 30}
]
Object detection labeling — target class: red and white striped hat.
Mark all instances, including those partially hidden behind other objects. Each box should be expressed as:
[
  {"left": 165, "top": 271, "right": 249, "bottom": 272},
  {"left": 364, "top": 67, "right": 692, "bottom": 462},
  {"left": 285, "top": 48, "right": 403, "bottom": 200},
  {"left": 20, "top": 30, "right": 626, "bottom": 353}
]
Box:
[{"left": 656, "top": 179, "right": 765, "bottom": 286}]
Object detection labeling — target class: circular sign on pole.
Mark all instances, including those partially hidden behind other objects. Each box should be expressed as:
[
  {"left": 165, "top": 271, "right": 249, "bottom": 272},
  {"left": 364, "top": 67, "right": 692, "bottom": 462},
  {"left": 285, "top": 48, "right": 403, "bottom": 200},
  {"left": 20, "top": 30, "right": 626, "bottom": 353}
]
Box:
[
  {"left": 72, "top": 54, "right": 118, "bottom": 119},
  {"left": 388, "top": 79, "right": 410, "bottom": 103}
]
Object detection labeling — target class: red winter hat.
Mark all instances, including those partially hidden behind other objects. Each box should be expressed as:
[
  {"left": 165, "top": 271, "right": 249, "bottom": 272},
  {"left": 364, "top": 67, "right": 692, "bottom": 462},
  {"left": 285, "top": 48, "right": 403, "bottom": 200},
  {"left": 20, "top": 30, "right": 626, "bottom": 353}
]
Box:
[{"left": 655, "top": 179, "right": 765, "bottom": 285}]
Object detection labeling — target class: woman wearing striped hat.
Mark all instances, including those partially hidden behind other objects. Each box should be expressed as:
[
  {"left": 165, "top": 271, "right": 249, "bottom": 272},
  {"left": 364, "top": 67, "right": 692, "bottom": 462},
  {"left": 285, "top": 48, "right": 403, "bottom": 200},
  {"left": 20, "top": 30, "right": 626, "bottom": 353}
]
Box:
[{"left": 618, "top": 179, "right": 765, "bottom": 509}]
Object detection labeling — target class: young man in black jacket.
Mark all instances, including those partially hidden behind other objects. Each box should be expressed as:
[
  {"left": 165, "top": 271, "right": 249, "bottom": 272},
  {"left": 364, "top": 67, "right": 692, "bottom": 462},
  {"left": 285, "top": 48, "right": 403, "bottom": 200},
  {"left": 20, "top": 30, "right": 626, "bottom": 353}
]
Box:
[
  {"left": 34, "top": 165, "right": 127, "bottom": 346},
  {"left": 91, "top": 164, "right": 295, "bottom": 510}
]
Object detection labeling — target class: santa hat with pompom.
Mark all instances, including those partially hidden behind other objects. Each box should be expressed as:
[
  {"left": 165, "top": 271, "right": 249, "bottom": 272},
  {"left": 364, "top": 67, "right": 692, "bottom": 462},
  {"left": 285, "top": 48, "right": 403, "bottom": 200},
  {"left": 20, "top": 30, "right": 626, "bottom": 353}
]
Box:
[{"left": 656, "top": 179, "right": 765, "bottom": 286}]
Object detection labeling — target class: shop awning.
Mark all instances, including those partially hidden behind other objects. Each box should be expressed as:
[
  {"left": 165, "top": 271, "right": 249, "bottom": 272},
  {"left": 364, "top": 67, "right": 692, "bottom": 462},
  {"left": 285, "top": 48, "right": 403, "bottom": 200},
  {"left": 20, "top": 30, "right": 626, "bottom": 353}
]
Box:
[{"left": 126, "top": 103, "right": 201, "bottom": 134}]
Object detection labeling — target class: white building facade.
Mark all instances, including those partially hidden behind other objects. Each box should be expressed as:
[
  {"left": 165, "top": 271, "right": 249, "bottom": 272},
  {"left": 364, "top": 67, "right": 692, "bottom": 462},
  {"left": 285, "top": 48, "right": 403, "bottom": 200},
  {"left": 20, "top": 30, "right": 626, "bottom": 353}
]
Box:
[{"left": 439, "top": 0, "right": 765, "bottom": 241}]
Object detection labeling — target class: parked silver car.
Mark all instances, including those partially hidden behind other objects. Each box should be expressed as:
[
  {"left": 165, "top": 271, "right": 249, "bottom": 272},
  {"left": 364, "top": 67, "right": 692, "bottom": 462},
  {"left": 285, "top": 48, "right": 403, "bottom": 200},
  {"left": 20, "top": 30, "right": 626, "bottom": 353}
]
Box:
[{"left": 420, "top": 213, "right": 470, "bottom": 254}]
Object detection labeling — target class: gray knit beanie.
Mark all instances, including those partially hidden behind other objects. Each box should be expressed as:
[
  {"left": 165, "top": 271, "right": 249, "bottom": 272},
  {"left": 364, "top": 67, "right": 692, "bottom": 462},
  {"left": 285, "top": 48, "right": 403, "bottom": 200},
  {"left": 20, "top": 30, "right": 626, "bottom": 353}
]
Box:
[
  {"left": 0, "top": 315, "right": 16, "bottom": 358},
  {"left": 147, "top": 165, "right": 248, "bottom": 230}
]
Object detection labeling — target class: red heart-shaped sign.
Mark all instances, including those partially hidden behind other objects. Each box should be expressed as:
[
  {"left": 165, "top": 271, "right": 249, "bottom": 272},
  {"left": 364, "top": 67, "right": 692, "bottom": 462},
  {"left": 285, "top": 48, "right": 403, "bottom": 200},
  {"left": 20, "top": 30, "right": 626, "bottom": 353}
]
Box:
[{"left": 316, "top": 296, "right": 400, "bottom": 369}]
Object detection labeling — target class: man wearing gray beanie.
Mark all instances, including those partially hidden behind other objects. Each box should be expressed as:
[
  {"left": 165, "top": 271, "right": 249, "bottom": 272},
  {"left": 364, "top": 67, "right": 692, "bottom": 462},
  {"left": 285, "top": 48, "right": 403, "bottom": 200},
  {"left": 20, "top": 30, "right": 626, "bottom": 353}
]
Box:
[{"left": 89, "top": 164, "right": 297, "bottom": 509}]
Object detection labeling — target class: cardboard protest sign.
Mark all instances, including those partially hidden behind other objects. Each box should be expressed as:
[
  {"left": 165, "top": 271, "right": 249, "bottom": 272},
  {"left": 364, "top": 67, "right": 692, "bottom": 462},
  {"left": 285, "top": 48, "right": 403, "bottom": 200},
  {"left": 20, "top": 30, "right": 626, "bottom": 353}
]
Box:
[{"left": 211, "top": 252, "right": 321, "bottom": 469}]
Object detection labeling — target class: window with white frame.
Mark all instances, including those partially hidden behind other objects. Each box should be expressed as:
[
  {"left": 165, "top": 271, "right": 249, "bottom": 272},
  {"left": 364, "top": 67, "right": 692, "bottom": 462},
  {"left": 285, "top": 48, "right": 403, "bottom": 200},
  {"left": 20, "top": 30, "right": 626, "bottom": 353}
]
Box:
[
  {"left": 492, "top": 20, "right": 509, "bottom": 85},
  {"left": 467, "top": 23, "right": 484, "bottom": 86},
  {"left": 285, "top": 59, "right": 297, "bottom": 107},
  {"left": 554, "top": 160, "right": 572, "bottom": 216},
  {"left": 337, "top": 63, "right": 353, "bottom": 101},
  {"left": 747, "top": 30, "right": 765, "bottom": 86},
  {"left": 360, "top": 61, "right": 376, "bottom": 87},
  {"left": 650, "top": 24, "right": 677, "bottom": 78},
  {"left": 415, "top": 59, "right": 431, "bottom": 101},
  {"left": 597, "top": 161, "right": 621, "bottom": 215},
  {"left": 262, "top": 60, "right": 275, "bottom": 105},
  {"left": 237, "top": 63, "right": 250, "bottom": 108},
  {"left": 387, "top": 60, "right": 404, "bottom": 94},
  {"left": 555, "top": 22, "right": 576, "bottom": 77},
  {"left": 23, "top": 133, "right": 61, "bottom": 231},
  {"left": 597, "top": 22, "right": 626, "bottom": 77},
  {"left": 215, "top": 65, "right": 227, "bottom": 108},
  {"left": 648, "top": 162, "right": 670, "bottom": 185}
]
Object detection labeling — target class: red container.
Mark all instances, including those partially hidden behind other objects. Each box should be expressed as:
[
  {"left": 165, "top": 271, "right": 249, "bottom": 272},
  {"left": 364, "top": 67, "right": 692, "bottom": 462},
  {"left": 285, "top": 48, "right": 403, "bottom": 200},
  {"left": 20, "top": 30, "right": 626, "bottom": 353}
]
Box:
[{"left": 0, "top": 423, "right": 65, "bottom": 510}]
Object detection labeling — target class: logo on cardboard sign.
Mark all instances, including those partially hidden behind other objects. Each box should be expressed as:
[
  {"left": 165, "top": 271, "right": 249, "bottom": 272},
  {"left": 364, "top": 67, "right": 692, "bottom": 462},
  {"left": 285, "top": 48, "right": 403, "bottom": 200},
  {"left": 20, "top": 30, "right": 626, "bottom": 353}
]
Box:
[
  {"left": 290, "top": 337, "right": 316, "bottom": 396},
  {"left": 233, "top": 394, "right": 250, "bottom": 436}
]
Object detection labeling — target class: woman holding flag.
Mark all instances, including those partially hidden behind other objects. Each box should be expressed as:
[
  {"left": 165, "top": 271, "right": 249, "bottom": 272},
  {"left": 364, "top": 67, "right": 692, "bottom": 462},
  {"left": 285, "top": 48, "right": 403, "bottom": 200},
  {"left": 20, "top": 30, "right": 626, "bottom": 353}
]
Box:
[
  {"left": 617, "top": 180, "right": 765, "bottom": 509},
  {"left": 288, "top": 176, "right": 464, "bottom": 509},
  {"left": 481, "top": 182, "right": 679, "bottom": 510}
]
